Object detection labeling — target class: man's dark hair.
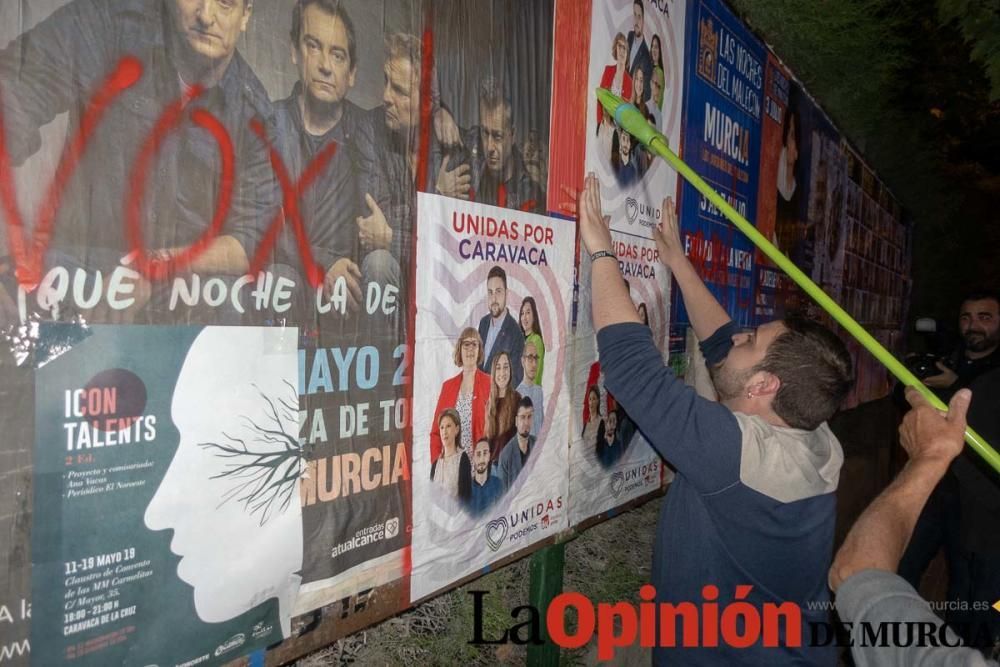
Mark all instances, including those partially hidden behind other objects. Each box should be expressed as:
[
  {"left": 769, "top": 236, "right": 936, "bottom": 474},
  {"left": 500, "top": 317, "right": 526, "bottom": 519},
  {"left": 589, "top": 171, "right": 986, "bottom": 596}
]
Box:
[
  {"left": 517, "top": 395, "right": 534, "bottom": 412},
  {"left": 290, "top": 0, "right": 357, "bottom": 69},
  {"left": 633, "top": 0, "right": 644, "bottom": 16},
  {"left": 960, "top": 290, "right": 1000, "bottom": 309},
  {"left": 487, "top": 265, "right": 507, "bottom": 288},
  {"left": 756, "top": 317, "right": 853, "bottom": 430},
  {"left": 479, "top": 77, "right": 512, "bottom": 127}
]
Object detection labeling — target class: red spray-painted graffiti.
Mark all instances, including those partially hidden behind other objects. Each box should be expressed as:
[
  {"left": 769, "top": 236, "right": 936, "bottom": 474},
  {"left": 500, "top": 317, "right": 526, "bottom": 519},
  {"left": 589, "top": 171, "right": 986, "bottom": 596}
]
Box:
[{"left": 0, "top": 56, "right": 352, "bottom": 291}]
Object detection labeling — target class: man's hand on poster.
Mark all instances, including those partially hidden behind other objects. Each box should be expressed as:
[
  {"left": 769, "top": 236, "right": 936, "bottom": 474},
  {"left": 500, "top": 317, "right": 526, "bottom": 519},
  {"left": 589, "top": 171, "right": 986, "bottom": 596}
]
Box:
[
  {"left": 436, "top": 156, "right": 471, "bottom": 199},
  {"left": 578, "top": 173, "right": 613, "bottom": 256},
  {"left": 357, "top": 194, "right": 393, "bottom": 251},
  {"left": 923, "top": 361, "right": 958, "bottom": 389},
  {"left": 433, "top": 107, "right": 463, "bottom": 148},
  {"left": 324, "top": 258, "right": 363, "bottom": 313},
  {"left": 653, "top": 196, "right": 683, "bottom": 267}
]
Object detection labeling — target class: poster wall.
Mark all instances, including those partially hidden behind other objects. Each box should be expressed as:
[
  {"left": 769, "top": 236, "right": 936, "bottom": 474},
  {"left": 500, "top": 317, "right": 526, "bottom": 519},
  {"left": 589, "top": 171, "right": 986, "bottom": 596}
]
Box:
[
  {"left": 675, "top": 0, "right": 765, "bottom": 327},
  {"left": 410, "top": 193, "right": 572, "bottom": 601},
  {"left": 757, "top": 70, "right": 847, "bottom": 323},
  {"left": 0, "top": 0, "right": 914, "bottom": 663},
  {"left": 32, "top": 325, "right": 298, "bottom": 666}
]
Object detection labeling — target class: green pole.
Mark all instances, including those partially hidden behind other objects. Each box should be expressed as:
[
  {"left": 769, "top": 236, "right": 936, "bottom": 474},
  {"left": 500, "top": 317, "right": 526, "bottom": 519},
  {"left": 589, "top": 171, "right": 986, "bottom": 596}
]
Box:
[
  {"left": 527, "top": 544, "right": 565, "bottom": 666},
  {"left": 596, "top": 87, "right": 1000, "bottom": 476}
]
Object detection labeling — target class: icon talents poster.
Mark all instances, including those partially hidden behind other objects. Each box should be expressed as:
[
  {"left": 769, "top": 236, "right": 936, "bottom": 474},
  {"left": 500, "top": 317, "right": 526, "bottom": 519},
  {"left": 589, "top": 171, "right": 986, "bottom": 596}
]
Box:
[{"left": 32, "top": 324, "right": 300, "bottom": 666}]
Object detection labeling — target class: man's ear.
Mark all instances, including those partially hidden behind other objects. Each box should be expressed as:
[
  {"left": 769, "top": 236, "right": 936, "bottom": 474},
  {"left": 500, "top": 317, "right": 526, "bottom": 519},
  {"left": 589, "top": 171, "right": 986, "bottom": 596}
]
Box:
[
  {"left": 749, "top": 370, "right": 781, "bottom": 397},
  {"left": 241, "top": 1, "right": 253, "bottom": 32}
]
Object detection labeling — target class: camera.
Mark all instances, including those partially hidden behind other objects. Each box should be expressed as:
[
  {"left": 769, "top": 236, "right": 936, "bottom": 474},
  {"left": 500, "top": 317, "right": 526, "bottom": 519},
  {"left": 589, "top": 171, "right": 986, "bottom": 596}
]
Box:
[{"left": 905, "top": 353, "right": 948, "bottom": 380}]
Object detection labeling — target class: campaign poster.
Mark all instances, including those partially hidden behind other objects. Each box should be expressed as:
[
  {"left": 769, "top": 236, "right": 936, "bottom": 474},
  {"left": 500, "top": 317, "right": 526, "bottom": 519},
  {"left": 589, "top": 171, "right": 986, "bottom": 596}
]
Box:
[
  {"left": 752, "top": 53, "right": 792, "bottom": 324},
  {"left": 676, "top": 0, "right": 765, "bottom": 326},
  {"left": 804, "top": 111, "right": 847, "bottom": 306},
  {"left": 768, "top": 82, "right": 847, "bottom": 322},
  {"left": 584, "top": 0, "right": 686, "bottom": 237},
  {"left": 31, "top": 324, "right": 299, "bottom": 666},
  {"left": 410, "top": 193, "right": 572, "bottom": 601},
  {"left": 568, "top": 234, "right": 669, "bottom": 527}
]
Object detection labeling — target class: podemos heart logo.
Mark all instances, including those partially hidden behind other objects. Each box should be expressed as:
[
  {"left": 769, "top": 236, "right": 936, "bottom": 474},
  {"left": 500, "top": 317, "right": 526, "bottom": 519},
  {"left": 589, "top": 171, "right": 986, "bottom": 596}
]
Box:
[
  {"left": 384, "top": 517, "right": 399, "bottom": 539},
  {"left": 485, "top": 517, "right": 509, "bottom": 551},
  {"left": 610, "top": 471, "right": 625, "bottom": 498},
  {"left": 625, "top": 197, "right": 639, "bottom": 224}
]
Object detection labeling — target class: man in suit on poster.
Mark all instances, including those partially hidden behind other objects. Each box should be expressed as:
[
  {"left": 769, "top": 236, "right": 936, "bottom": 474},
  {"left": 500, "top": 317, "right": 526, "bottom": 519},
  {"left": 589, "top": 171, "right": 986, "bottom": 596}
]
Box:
[
  {"left": 477, "top": 265, "right": 524, "bottom": 387},
  {"left": 626, "top": 0, "right": 653, "bottom": 104}
]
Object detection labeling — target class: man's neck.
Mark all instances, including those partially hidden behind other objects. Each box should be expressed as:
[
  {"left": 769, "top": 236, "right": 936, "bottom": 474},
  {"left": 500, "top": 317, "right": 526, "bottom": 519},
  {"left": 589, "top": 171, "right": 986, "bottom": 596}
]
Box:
[
  {"left": 965, "top": 344, "right": 998, "bottom": 361},
  {"left": 492, "top": 309, "right": 506, "bottom": 326},
  {"left": 722, "top": 397, "right": 791, "bottom": 429},
  {"left": 474, "top": 471, "right": 489, "bottom": 485},
  {"left": 518, "top": 435, "right": 530, "bottom": 453},
  {"left": 299, "top": 93, "right": 344, "bottom": 137}
]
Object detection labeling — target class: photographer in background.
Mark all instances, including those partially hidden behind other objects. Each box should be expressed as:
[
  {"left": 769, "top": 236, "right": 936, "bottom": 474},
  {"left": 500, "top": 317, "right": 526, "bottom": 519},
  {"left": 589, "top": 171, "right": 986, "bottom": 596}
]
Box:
[
  {"left": 899, "top": 290, "right": 1000, "bottom": 653},
  {"left": 922, "top": 292, "right": 1000, "bottom": 399}
]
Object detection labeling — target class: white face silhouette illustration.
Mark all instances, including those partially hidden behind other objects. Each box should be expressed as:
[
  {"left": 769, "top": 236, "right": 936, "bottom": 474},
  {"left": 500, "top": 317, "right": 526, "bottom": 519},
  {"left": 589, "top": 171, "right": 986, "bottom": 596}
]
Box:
[{"left": 145, "top": 327, "right": 301, "bottom": 637}]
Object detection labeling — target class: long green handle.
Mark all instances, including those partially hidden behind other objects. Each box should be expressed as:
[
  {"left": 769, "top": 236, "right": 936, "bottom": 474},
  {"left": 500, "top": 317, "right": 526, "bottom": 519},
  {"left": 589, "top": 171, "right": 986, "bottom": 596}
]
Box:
[{"left": 597, "top": 87, "right": 1000, "bottom": 475}]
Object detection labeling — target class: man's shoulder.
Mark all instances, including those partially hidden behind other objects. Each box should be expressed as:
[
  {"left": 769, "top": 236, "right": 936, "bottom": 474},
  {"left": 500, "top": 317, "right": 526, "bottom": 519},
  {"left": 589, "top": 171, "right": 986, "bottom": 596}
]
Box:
[
  {"left": 969, "top": 366, "right": 1000, "bottom": 388},
  {"left": 272, "top": 93, "right": 299, "bottom": 128},
  {"left": 498, "top": 437, "right": 519, "bottom": 464},
  {"left": 516, "top": 381, "right": 540, "bottom": 396},
  {"left": 502, "top": 312, "right": 521, "bottom": 334},
  {"left": 340, "top": 101, "right": 377, "bottom": 137},
  {"left": 734, "top": 414, "right": 844, "bottom": 503},
  {"left": 224, "top": 52, "right": 275, "bottom": 121},
  {"left": 971, "top": 360, "right": 1000, "bottom": 389},
  {"left": 93, "top": 0, "right": 164, "bottom": 50},
  {"left": 110, "top": 0, "right": 158, "bottom": 21}
]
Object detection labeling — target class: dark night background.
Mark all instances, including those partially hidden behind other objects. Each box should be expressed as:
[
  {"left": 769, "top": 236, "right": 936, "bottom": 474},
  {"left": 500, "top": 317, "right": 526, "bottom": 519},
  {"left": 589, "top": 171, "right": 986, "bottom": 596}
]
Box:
[{"left": 731, "top": 0, "right": 1000, "bottom": 345}]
